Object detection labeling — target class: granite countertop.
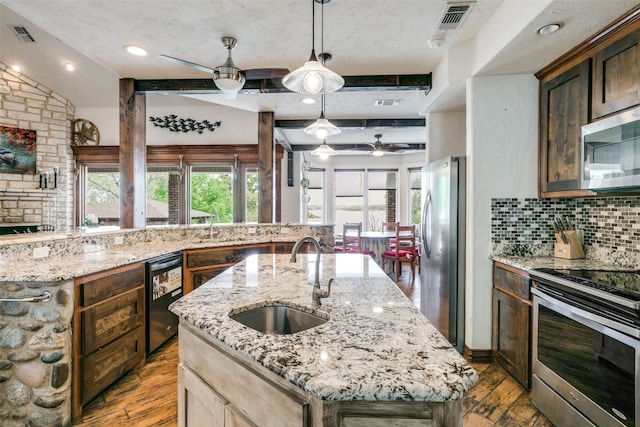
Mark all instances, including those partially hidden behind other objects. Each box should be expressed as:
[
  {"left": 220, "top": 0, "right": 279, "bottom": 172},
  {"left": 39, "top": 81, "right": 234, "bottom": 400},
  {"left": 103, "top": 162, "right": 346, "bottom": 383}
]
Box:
[
  {"left": 492, "top": 255, "right": 634, "bottom": 272},
  {"left": 169, "top": 253, "right": 478, "bottom": 402}
]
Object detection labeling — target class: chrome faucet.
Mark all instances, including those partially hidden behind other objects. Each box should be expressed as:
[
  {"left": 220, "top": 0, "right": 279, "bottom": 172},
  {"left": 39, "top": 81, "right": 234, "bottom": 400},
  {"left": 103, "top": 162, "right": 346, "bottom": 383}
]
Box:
[
  {"left": 209, "top": 208, "right": 219, "bottom": 239},
  {"left": 290, "top": 236, "right": 333, "bottom": 306}
]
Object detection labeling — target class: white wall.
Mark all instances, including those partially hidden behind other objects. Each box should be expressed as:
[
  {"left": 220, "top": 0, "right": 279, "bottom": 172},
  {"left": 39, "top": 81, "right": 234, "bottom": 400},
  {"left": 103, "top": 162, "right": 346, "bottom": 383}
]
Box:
[
  {"left": 75, "top": 95, "right": 258, "bottom": 146},
  {"left": 465, "top": 74, "right": 538, "bottom": 350},
  {"left": 426, "top": 112, "right": 466, "bottom": 163}
]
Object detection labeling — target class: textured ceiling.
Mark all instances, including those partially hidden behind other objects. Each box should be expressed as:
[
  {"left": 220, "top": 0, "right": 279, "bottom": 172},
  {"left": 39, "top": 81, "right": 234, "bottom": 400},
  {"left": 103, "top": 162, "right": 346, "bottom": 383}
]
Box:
[{"left": 1, "top": 0, "right": 640, "bottom": 149}]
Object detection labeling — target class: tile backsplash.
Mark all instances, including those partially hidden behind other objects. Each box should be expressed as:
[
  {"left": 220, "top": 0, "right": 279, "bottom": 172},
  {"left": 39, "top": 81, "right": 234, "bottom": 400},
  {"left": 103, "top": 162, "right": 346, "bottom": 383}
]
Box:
[{"left": 492, "top": 196, "right": 640, "bottom": 266}]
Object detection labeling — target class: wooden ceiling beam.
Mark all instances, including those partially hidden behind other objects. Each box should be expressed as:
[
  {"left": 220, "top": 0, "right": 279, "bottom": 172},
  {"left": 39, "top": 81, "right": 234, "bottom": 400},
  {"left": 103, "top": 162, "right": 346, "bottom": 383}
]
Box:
[{"left": 134, "top": 73, "right": 431, "bottom": 95}]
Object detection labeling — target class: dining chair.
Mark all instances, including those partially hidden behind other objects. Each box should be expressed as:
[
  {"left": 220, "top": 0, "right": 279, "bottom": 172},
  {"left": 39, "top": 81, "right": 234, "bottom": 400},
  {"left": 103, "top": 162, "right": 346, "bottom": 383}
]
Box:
[
  {"left": 382, "top": 224, "right": 418, "bottom": 284},
  {"left": 334, "top": 222, "right": 374, "bottom": 256},
  {"left": 382, "top": 221, "right": 399, "bottom": 249}
]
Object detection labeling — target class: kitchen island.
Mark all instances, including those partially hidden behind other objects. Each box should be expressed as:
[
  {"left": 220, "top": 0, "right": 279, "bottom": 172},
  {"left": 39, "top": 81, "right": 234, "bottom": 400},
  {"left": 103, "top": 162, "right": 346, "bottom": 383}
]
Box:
[{"left": 170, "top": 252, "right": 477, "bottom": 426}]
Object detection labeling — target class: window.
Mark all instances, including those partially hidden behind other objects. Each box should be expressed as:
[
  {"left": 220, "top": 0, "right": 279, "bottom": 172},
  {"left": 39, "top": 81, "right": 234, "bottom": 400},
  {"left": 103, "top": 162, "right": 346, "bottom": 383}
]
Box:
[
  {"left": 304, "top": 168, "right": 325, "bottom": 224},
  {"left": 245, "top": 167, "right": 258, "bottom": 223},
  {"left": 367, "top": 170, "right": 397, "bottom": 232},
  {"left": 83, "top": 165, "right": 120, "bottom": 226},
  {"left": 146, "top": 165, "right": 174, "bottom": 226},
  {"left": 334, "top": 169, "right": 398, "bottom": 232},
  {"left": 408, "top": 168, "right": 422, "bottom": 226},
  {"left": 189, "top": 165, "right": 234, "bottom": 224}
]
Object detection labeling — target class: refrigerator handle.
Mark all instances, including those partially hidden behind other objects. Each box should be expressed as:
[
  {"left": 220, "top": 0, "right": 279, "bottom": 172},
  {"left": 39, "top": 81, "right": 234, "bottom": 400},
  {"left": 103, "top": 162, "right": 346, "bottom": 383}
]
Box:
[{"left": 422, "top": 191, "right": 432, "bottom": 259}]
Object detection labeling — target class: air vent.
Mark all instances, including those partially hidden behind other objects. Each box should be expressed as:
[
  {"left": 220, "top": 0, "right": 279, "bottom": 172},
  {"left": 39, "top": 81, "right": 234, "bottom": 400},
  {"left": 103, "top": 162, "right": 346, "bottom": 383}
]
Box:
[
  {"left": 438, "top": 2, "right": 474, "bottom": 30},
  {"left": 8, "top": 25, "right": 36, "bottom": 43},
  {"left": 374, "top": 99, "right": 401, "bottom": 107}
]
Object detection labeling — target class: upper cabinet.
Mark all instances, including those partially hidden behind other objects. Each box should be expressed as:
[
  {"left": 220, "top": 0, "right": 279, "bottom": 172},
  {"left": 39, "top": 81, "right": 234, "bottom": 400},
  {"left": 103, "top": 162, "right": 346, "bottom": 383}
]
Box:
[
  {"left": 539, "top": 61, "right": 591, "bottom": 197},
  {"left": 537, "top": 6, "right": 640, "bottom": 198},
  {"left": 592, "top": 31, "right": 640, "bottom": 119}
]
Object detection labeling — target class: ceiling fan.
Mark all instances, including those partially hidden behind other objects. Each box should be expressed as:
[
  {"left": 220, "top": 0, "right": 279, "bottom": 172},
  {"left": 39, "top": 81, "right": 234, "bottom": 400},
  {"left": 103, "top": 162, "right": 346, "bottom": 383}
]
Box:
[
  {"left": 365, "top": 134, "right": 410, "bottom": 156},
  {"left": 159, "top": 36, "right": 289, "bottom": 99}
]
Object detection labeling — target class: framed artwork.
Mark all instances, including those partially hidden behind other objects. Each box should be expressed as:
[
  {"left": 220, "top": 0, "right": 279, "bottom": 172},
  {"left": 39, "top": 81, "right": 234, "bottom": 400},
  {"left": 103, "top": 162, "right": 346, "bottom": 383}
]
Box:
[{"left": 0, "top": 125, "right": 37, "bottom": 174}]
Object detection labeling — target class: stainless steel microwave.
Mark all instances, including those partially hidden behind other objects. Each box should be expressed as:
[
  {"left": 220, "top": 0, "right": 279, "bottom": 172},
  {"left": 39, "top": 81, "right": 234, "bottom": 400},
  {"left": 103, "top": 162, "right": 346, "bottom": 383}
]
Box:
[{"left": 581, "top": 106, "right": 640, "bottom": 192}]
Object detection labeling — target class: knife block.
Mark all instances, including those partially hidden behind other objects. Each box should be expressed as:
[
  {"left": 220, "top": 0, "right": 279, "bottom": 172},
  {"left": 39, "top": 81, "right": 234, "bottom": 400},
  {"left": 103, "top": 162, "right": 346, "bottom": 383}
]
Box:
[{"left": 554, "top": 230, "right": 585, "bottom": 259}]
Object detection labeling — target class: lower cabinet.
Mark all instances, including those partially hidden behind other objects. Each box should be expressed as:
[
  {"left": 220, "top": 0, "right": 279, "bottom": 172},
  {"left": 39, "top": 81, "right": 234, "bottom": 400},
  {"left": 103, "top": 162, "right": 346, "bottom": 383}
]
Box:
[
  {"left": 184, "top": 242, "right": 296, "bottom": 293},
  {"left": 492, "top": 262, "right": 532, "bottom": 389},
  {"left": 73, "top": 263, "right": 146, "bottom": 418}
]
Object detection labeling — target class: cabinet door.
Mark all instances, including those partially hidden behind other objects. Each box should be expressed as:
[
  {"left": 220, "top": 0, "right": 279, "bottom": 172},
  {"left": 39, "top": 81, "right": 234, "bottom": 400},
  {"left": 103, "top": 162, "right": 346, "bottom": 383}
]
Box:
[
  {"left": 593, "top": 31, "right": 640, "bottom": 118},
  {"left": 178, "top": 364, "right": 225, "bottom": 427},
  {"left": 81, "top": 287, "right": 144, "bottom": 354},
  {"left": 539, "top": 60, "right": 592, "bottom": 197},
  {"left": 492, "top": 288, "right": 531, "bottom": 389},
  {"left": 225, "top": 405, "right": 257, "bottom": 427},
  {"left": 81, "top": 326, "right": 145, "bottom": 404}
]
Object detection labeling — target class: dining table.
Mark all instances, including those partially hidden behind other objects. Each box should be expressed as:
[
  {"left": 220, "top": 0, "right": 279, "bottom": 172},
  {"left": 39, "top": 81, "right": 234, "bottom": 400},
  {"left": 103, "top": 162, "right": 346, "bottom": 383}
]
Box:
[{"left": 359, "top": 231, "right": 397, "bottom": 271}]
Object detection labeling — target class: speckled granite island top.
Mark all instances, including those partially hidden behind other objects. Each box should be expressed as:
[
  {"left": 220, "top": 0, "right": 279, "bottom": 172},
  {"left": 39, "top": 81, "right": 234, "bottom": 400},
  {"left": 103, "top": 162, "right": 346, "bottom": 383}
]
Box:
[{"left": 169, "top": 253, "right": 478, "bottom": 402}]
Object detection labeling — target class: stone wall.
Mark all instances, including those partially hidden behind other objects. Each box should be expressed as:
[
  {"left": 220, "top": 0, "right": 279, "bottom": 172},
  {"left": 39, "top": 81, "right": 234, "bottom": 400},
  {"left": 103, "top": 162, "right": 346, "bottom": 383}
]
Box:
[
  {"left": 0, "top": 62, "right": 75, "bottom": 232},
  {"left": 0, "top": 280, "right": 73, "bottom": 427}
]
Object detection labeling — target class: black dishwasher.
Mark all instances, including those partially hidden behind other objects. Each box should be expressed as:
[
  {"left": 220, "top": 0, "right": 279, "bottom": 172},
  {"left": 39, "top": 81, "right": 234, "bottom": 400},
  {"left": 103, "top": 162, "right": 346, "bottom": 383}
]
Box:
[{"left": 145, "top": 251, "right": 183, "bottom": 355}]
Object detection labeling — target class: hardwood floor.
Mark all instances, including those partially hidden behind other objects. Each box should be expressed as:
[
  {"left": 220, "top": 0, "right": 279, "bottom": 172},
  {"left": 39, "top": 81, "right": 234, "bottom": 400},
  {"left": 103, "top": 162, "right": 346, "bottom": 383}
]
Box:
[{"left": 73, "top": 269, "right": 553, "bottom": 427}]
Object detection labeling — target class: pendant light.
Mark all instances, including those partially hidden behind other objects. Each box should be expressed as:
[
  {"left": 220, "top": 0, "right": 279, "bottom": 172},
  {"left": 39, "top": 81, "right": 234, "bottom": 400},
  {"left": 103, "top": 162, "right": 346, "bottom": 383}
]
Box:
[
  {"left": 311, "top": 140, "right": 336, "bottom": 160},
  {"left": 304, "top": 93, "right": 341, "bottom": 139},
  {"left": 282, "top": 0, "right": 344, "bottom": 95}
]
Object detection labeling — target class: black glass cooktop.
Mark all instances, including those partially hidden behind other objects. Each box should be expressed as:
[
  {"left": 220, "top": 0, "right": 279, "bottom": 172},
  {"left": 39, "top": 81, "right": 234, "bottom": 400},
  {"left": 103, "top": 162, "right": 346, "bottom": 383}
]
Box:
[{"left": 532, "top": 268, "right": 640, "bottom": 303}]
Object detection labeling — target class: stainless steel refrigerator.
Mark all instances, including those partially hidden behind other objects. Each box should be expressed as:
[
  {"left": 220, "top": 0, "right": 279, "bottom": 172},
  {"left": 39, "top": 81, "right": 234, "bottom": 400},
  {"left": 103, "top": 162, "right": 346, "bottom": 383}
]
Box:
[{"left": 420, "top": 156, "right": 466, "bottom": 353}]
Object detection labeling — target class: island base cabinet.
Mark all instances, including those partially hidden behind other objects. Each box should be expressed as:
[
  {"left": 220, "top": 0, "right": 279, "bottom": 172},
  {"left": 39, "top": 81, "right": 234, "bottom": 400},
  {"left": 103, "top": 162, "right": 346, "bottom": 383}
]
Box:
[{"left": 179, "top": 322, "right": 464, "bottom": 427}]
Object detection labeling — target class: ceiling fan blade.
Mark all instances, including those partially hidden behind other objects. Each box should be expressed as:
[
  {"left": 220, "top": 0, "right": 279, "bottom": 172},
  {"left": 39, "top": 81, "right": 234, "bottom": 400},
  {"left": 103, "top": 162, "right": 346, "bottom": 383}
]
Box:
[
  {"left": 243, "top": 68, "right": 290, "bottom": 80},
  {"left": 158, "top": 54, "right": 215, "bottom": 75},
  {"left": 383, "top": 144, "right": 410, "bottom": 152}
]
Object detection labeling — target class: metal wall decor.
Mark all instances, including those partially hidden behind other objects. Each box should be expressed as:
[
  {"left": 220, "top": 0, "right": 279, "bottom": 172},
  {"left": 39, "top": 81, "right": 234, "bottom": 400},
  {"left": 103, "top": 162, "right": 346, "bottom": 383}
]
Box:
[
  {"left": 71, "top": 119, "right": 100, "bottom": 145},
  {"left": 149, "top": 115, "right": 221, "bottom": 134}
]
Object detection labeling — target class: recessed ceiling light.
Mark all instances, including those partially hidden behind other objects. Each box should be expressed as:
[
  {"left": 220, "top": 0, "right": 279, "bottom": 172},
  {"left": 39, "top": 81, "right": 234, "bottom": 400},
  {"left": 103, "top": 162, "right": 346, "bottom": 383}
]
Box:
[
  {"left": 302, "top": 98, "right": 316, "bottom": 104},
  {"left": 125, "top": 45, "right": 148, "bottom": 56},
  {"left": 537, "top": 22, "right": 563, "bottom": 36},
  {"left": 10, "top": 64, "right": 21, "bottom": 72},
  {"left": 65, "top": 63, "right": 75, "bottom": 72}
]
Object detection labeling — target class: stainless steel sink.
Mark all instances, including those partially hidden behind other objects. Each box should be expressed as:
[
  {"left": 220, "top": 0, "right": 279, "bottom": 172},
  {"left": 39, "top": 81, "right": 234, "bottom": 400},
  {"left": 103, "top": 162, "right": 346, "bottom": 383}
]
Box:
[{"left": 229, "top": 303, "right": 328, "bottom": 334}]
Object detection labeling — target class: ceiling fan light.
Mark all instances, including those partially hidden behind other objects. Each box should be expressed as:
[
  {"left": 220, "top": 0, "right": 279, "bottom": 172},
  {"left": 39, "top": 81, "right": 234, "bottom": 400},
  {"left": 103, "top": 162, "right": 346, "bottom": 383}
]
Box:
[
  {"left": 311, "top": 140, "right": 336, "bottom": 159},
  {"left": 304, "top": 117, "right": 341, "bottom": 138},
  {"left": 282, "top": 59, "right": 344, "bottom": 94},
  {"left": 371, "top": 148, "right": 384, "bottom": 157}
]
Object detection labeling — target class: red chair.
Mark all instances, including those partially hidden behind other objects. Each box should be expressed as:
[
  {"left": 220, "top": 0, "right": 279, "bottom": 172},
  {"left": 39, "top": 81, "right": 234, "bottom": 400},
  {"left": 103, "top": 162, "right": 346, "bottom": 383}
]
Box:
[
  {"left": 382, "top": 225, "right": 418, "bottom": 284},
  {"left": 382, "top": 221, "right": 399, "bottom": 249}
]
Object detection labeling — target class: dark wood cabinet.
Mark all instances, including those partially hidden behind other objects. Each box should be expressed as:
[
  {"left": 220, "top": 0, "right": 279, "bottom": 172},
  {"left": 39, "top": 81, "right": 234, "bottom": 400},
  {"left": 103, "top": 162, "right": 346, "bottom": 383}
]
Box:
[
  {"left": 492, "top": 262, "right": 531, "bottom": 389},
  {"left": 73, "top": 263, "right": 145, "bottom": 417},
  {"left": 183, "top": 242, "right": 297, "bottom": 293},
  {"left": 593, "top": 30, "right": 640, "bottom": 118},
  {"left": 539, "top": 60, "right": 592, "bottom": 198}
]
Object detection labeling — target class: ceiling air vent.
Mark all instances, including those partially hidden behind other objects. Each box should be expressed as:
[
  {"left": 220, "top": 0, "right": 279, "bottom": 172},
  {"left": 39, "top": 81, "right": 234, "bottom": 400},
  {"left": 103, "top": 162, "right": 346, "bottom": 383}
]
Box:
[
  {"left": 8, "top": 25, "right": 36, "bottom": 43},
  {"left": 374, "top": 99, "right": 401, "bottom": 107},
  {"left": 438, "top": 2, "right": 474, "bottom": 31}
]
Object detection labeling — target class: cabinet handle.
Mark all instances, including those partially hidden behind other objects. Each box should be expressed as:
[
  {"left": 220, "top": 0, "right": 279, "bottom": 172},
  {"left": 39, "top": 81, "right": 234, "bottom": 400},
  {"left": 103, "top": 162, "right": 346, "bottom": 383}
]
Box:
[{"left": 0, "top": 291, "right": 51, "bottom": 303}]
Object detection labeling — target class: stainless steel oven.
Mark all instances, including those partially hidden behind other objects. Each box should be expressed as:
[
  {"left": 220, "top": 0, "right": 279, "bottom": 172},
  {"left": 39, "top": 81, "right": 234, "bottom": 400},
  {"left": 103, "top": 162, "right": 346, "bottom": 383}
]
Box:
[{"left": 530, "top": 269, "right": 640, "bottom": 427}]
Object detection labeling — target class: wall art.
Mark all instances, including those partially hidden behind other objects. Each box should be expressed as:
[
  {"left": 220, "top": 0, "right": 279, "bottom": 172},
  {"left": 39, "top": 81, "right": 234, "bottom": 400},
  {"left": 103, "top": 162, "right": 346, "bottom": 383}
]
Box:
[
  {"left": 149, "top": 115, "right": 221, "bottom": 134},
  {"left": 0, "top": 125, "right": 36, "bottom": 175}
]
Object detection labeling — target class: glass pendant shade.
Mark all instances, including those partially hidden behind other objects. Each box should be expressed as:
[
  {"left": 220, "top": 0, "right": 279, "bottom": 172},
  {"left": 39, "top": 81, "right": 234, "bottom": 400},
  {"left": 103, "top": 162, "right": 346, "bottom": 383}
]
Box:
[
  {"left": 282, "top": 53, "right": 344, "bottom": 94},
  {"left": 282, "top": 0, "right": 344, "bottom": 95},
  {"left": 311, "top": 140, "right": 336, "bottom": 160},
  {"left": 304, "top": 112, "right": 341, "bottom": 139}
]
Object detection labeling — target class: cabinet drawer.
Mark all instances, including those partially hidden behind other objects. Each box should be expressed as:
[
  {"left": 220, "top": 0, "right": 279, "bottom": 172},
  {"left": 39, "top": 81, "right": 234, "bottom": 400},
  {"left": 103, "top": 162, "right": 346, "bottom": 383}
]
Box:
[
  {"left": 79, "top": 263, "right": 144, "bottom": 307},
  {"left": 81, "top": 326, "right": 145, "bottom": 405},
  {"left": 81, "top": 287, "right": 144, "bottom": 354},
  {"left": 493, "top": 264, "right": 530, "bottom": 300},
  {"left": 186, "top": 244, "right": 272, "bottom": 269},
  {"left": 192, "top": 267, "right": 227, "bottom": 289}
]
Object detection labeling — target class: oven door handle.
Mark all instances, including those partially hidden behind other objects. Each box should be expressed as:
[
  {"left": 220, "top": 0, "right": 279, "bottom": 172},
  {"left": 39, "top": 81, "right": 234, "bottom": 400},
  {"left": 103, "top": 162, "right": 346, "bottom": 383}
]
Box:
[{"left": 149, "top": 257, "right": 182, "bottom": 272}]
